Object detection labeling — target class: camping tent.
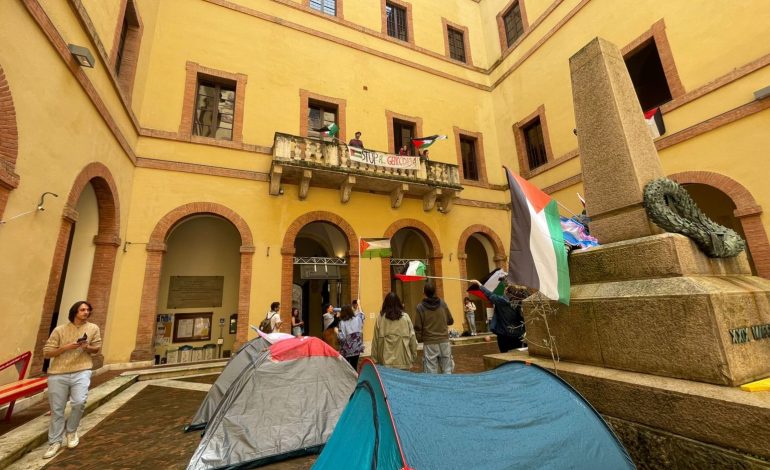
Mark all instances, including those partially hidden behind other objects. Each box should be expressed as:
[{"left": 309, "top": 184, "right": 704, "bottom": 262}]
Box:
[
  {"left": 184, "top": 336, "right": 271, "bottom": 432},
  {"left": 314, "top": 360, "right": 635, "bottom": 469},
  {"left": 187, "top": 336, "right": 357, "bottom": 470}
]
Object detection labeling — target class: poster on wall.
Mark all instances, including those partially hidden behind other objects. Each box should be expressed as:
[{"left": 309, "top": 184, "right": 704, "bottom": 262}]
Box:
[
  {"left": 173, "top": 312, "right": 213, "bottom": 342},
  {"left": 167, "top": 276, "right": 224, "bottom": 308}
]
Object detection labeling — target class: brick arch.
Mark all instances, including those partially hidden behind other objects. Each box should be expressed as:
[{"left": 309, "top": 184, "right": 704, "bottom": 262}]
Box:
[
  {"left": 457, "top": 224, "right": 507, "bottom": 291},
  {"left": 33, "top": 163, "right": 122, "bottom": 373},
  {"left": 670, "top": 171, "right": 770, "bottom": 279},
  {"left": 280, "top": 211, "right": 359, "bottom": 333},
  {"left": 131, "top": 203, "right": 255, "bottom": 361},
  {"left": 381, "top": 219, "right": 445, "bottom": 298},
  {"left": 0, "top": 64, "right": 20, "bottom": 220}
]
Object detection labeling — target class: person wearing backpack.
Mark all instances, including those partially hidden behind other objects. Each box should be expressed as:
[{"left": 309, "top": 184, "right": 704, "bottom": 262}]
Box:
[{"left": 260, "top": 302, "right": 282, "bottom": 333}]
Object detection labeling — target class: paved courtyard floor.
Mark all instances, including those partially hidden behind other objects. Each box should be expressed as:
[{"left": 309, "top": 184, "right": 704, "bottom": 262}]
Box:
[{"left": 6, "top": 341, "right": 501, "bottom": 470}]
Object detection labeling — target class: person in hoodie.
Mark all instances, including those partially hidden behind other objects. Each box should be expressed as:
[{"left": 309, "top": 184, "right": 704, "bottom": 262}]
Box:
[{"left": 414, "top": 283, "right": 455, "bottom": 374}]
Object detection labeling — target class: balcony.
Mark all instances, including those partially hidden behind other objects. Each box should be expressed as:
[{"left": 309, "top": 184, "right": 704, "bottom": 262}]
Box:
[{"left": 270, "top": 133, "right": 462, "bottom": 212}]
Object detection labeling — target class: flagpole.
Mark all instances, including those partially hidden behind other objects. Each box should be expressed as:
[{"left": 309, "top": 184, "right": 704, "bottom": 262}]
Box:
[{"left": 424, "top": 275, "right": 473, "bottom": 282}]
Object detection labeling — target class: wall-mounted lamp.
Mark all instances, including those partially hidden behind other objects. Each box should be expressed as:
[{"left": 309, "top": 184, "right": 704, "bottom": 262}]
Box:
[
  {"left": 0, "top": 191, "right": 58, "bottom": 225},
  {"left": 68, "top": 44, "right": 95, "bottom": 68}
]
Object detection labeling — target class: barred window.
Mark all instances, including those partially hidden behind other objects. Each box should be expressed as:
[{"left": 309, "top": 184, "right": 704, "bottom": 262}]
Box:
[
  {"left": 523, "top": 118, "right": 547, "bottom": 170},
  {"left": 309, "top": 0, "right": 336, "bottom": 16},
  {"left": 447, "top": 27, "right": 466, "bottom": 63},
  {"left": 503, "top": 2, "right": 524, "bottom": 47},
  {"left": 386, "top": 3, "right": 408, "bottom": 41}
]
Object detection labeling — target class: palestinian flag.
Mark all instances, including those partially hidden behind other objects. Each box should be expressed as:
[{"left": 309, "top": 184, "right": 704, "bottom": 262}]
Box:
[
  {"left": 467, "top": 268, "right": 506, "bottom": 301},
  {"left": 644, "top": 108, "right": 665, "bottom": 138},
  {"left": 411, "top": 134, "right": 447, "bottom": 150},
  {"left": 360, "top": 238, "right": 392, "bottom": 258},
  {"left": 395, "top": 260, "right": 427, "bottom": 282},
  {"left": 505, "top": 167, "right": 570, "bottom": 305},
  {"left": 314, "top": 123, "right": 339, "bottom": 137}
]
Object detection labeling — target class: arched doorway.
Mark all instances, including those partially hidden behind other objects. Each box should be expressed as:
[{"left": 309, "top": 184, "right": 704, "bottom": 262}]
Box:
[
  {"left": 293, "top": 222, "right": 350, "bottom": 338},
  {"left": 670, "top": 171, "right": 770, "bottom": 279},
  {"left": 458, "top": 225, "right": 506, "bottom": 333},
  {"left": 153, "top": 216, "right": 242, "bottom": 363},
  {"left": 131, "top": 203, "right": 254, "bottom": 362},
  {"left": 32, "top": 163, "right": 121, "bottom": 374}
]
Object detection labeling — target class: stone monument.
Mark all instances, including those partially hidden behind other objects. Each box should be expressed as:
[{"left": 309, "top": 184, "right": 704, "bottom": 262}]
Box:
[{"left": 492, "top": 38, "right": 770, "bottom": 466}]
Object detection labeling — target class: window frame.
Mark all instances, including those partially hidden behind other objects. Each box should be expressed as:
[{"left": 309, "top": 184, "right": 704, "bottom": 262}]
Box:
[
  {"left": 192, "top": 77, "right": 237, "bottom": 141},
  {"left": 306, "top": 0, "right": 343, "bottom": 18},
  {"left": 110, "top": 0, "right": 143, "bottom": 98},
  {"left": 442, "top": 18, "right": 472, "bottom": 65},
  {"left": 496, "top": 0, "right": 529, "bottom": 53},
  {"left": 453, "top": 127, "right": 487, "bottom": 185},
  {"left": 385, "top": 110, "right": 422, "bottom": 155},
  {"left": 179, "top": 62, "right": 247, "bottom": 145},
  {"left": 299, "top": 90, "right": 347, "bottom": 142},
  {"left": 381, "top": 0, "right": 414, "bottom": 45},
  {"left": 513, "top": 105, "right": 554, "bottom": 177}
]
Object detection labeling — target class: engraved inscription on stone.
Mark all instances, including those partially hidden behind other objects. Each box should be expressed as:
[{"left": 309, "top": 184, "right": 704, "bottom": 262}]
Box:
[{"left": 167, "top": 276, "right": 224, "bottom": 308}]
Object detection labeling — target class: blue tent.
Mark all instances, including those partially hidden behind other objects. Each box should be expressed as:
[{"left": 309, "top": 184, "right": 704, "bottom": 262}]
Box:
[{"left": 314, "top": 360, "right": 634, "bottom": 469}]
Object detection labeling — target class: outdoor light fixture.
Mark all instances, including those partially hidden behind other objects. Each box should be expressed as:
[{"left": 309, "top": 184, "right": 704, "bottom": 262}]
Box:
[{"left": 68, "top": 44, "right": 95, "bottom": 68}]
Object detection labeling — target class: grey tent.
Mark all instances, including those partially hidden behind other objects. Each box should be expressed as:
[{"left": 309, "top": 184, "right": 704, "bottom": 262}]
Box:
[
  {"left": 186, "top": 336, "right": 357, "bottom": 470},
  {"left": 185, "top": 336, "right": 271, "bottom": 432}
]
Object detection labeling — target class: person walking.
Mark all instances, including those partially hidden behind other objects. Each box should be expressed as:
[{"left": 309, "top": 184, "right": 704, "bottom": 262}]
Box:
[
  {"left": 262, "top": 302, "right": 282, "bottom": 333},
  {"left": 370, "top": 292, "right": 417, "bottom": 370},
  {"left": 414, "top": 283, "right": 455, "bottom": 374},
  {"left": 463, "top": 296, "right": 477, "bottom": 336},
  {"left": 41, "top": 301, "right": 102, "bottom": 459},
  {"left": 469, "top": 280, "right": 527, "bottom": 353},
  {"left": 290, "top": 307, "right": 304, "bottom": 337},
  {"left": 322, "top": 303, "right": 340, "bottom": 350},
  {"left": 336, "top": 304, "right": 365, "bottom": 370}
]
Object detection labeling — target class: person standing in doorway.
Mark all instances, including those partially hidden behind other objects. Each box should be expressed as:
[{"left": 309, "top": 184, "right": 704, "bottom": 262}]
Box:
[
  {"left": 463, "top": 296, "right": 477, "bottom": 336},
  {"left": 371, "top": 293, "right": 417, "bottom": 370},
  {"left": 336, "top": 304, "right": 365, "bottom": 370},
  {"left": 469, "top": 280, "right": 527, "bottom": 353},
  {"left": 414, "top": 283, "right": 455, "bottom": 374},
  {"left": 42, "top": 301, "right": 102, "bottom": 459},
  {"left": 291, "top": 307, "right": 303, "bottom": 337}
]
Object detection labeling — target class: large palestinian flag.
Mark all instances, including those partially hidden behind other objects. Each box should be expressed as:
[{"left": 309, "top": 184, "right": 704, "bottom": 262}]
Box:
[
  {"left": 505, "top": 167, "right": 570, "bottom": 305},
  {"left": 360, "top": 238, "right": 392, "bottom": 258}
]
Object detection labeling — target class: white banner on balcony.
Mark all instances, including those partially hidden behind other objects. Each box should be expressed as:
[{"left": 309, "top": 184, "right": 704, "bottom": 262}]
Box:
[{"left": 348, "top": 147, "right": 420, "bottom": 170}]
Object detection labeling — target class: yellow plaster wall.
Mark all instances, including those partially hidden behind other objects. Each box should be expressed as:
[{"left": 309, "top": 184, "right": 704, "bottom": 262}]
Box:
[{"left": 80, "top": 0, "right": 123, "bottom": 55}]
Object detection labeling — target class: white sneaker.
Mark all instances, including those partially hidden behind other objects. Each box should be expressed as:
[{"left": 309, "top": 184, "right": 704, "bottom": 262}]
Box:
[
  {"left": 66, "top": 431, "right": 79, "bottom": 449},
  {"left": 42, "top": 442, "right": 61, "bottom": 459}
]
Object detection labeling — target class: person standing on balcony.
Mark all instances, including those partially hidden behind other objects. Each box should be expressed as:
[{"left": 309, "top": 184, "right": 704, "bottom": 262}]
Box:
[
  {"left": 42, "top": 301, "right": 102, "bottom": 459},
  {"left": 348, "top": 131, "right": 364, "bottom": 149}
]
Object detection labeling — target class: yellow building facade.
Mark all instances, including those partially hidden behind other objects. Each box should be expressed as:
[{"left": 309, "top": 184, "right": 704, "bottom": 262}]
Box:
[{"left": 0, "top": 0, "right": 768, "bottom": 377}]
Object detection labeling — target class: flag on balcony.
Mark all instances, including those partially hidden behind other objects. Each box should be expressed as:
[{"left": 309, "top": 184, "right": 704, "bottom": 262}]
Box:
[
  {"left": 411, "top": 134, "right": 447, "bottom": 150},
  {"left": 644, "top": 108, "right": 665, "bottom": 138},
  {"left": 505, "top": 167, "right": 570, "bottom": 305},
  {"left": 395, "top": 260, "right": 427, "bottom": 282},
  {"left": 360, "top": 238, "right": 392, "bottom": 258},
  {"left": 467, "top": 268, "right": 507, "bottom": 301},
  {"left": 314, "top": 123, "right": 339, "bottom": 137}
]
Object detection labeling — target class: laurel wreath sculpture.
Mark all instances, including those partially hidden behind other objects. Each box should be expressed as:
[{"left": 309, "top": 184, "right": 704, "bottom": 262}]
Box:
[{"left": 642, "top": 177, "right": 746, "bottom": 258}]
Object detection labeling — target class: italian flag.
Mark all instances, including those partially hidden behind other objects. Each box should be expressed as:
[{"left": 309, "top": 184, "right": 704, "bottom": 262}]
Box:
[
  {"left": 395, "top": 260, "right": 427, "bottom": 282},
  {"left": 360, "top": 238, "right": 392, "bottom": 258},
  {"left": 505, "top": 167, "right": 570, "bottom": 305},
  {"left": 411, "top": 134, "right": 447, "bottom": 150}
]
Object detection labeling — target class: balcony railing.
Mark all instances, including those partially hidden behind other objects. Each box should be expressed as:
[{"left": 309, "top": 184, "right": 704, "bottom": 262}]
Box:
[{"left": 270, "top": 133, "right": 462, "bottom": 212}]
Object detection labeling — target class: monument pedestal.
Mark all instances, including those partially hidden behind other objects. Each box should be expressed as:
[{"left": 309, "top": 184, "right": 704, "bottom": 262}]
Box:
[
  {"left": 523, "top": 233, "right": 770, "bottom": 386},
  {"left": 484, "top": 351, "right": 770, "bottom": 467}
]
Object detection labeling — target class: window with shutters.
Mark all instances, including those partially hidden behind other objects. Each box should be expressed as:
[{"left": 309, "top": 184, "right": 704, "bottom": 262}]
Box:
[
  {"left": 307, "top": 100, "right": 339, "bottom": 140},
  {"left": 309, "top": 0, "right": 336, "bottom": 16}
]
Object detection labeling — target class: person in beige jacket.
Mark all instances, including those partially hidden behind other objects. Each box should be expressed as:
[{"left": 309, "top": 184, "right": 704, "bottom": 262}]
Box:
[
  {"left": 371, "top": 292, "right": 417, "bottom": 370},
  {"left": 42, "top": 300, "right": 102, "bottom": 459}
]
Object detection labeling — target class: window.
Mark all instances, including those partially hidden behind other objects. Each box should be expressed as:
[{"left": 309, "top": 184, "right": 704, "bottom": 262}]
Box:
[
  {"left": 113, "top": 0, "right": 141, "bottom": 94},
  {"left": 386, "top": 2, "right": 408, "bottom": 41},
  {"left": 503, "top": 2, "right": 524, "bottom": 47},
  {"left": 447, "top": 27, "right": 466, "bottom": 63},
  {"left": 393, "top": 119, "right": 416, "bottom": 155},
  {"left": 624, "top": 39, "right": 672, "bottom": 111},
  {"left": 523, "top": 118, "right": 547, "bottom": 170},
  {"left": 309, "top": 0, "right": 336, "bottom": 16},
  {"left": 460, "top": 136, "right": 479, "bottom": 180},
  {"left": 193, "top": 77, "right": 236, "bottom": 141},
  {"left": 307, "top": 100, "right": 338, "bottom": 140}
]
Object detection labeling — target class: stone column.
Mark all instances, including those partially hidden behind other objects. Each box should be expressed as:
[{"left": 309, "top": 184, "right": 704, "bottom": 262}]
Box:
[{"left": 570, "top": 37, "right": 664, "bottom": 244}]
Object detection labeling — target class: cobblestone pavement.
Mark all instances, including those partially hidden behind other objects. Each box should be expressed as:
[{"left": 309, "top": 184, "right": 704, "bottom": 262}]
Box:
[{"left": 13, "top": 341, "right": 500, "bottom": 470}]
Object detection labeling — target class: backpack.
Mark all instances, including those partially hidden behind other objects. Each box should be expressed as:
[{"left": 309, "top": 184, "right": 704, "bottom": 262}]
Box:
[{"left": 260, "top": 313, "right": 276, "bottom": 333}]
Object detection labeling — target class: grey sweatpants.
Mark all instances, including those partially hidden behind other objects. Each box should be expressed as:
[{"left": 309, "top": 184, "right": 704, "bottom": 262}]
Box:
[{"left": 423, "top": 342, "right": 454, "bottom": 374}]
